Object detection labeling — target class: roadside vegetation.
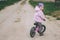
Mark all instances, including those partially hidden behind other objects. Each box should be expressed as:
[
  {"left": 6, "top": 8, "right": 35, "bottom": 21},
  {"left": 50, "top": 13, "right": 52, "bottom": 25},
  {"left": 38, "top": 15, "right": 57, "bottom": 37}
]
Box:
[{"left": 29, "top": 0, "right": 60, "bottom": 20}]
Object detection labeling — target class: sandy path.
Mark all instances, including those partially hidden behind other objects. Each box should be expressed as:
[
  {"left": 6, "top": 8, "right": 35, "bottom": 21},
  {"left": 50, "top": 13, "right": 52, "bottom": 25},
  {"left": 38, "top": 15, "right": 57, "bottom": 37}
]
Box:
[{"left": 0, "top": 0, "right": 60, "bottom": 40}]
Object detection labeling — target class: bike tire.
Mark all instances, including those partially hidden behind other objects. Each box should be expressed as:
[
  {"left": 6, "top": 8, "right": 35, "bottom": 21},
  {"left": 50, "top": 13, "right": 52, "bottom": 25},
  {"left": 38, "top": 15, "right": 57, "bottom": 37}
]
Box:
[
  {"left": 38, "top": 25, "right": 46, "bottom": 34},
  {"left": 41, "top": 25, "right": 46, "bottom": 33},
  {"left": 30, "top": 27, "right": 36, "bottom": 38}
]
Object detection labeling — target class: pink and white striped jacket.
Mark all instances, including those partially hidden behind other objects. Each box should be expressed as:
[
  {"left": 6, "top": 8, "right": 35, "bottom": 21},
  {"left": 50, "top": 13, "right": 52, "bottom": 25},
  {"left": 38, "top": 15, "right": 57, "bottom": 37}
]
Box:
[{"left": 34, "top": 6, "right": 46, "bottom": 23}]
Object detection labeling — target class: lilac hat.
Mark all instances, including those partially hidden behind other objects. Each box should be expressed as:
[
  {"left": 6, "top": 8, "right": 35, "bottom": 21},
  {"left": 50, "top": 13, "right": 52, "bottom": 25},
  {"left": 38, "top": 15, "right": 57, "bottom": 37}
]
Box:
[{"left": 38, "top": 3, "right": 44, "bottom": 7}]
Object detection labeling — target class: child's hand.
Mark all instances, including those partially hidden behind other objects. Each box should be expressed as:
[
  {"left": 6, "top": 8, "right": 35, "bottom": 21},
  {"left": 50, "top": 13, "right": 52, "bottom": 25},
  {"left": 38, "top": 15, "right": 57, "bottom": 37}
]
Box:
[{"left": 43, "top": 19, "right": 46, "bottom": 21}]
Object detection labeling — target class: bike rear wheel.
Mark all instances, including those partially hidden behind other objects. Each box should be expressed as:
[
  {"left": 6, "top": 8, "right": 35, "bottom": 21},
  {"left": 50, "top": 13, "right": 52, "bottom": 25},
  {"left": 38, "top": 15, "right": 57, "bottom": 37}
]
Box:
[
  {"left": 38, "top": 25, "right": 46, "bottom": 34},
  {"left": 41, "top": 25, "right": 46, "bottom": 33}
]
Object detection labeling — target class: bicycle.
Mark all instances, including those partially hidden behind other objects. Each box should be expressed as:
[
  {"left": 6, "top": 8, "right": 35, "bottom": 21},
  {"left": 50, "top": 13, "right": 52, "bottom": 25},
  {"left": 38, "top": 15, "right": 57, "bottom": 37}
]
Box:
[{"left": 30, "top": 22, "right": 46, "bottom": 38}]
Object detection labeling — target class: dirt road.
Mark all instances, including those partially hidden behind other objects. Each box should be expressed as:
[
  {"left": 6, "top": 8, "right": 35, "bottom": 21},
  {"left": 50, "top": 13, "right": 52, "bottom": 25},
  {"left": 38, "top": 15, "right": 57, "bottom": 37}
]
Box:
[{"left": 0, "top": 0, "right": 60, "bottom": 40}]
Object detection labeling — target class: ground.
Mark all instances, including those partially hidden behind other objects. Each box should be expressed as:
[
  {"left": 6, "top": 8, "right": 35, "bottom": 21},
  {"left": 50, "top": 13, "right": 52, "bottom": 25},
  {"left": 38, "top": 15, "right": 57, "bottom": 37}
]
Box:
[{"left": 0, "top": 0, "right": 60, "bottom": 40}]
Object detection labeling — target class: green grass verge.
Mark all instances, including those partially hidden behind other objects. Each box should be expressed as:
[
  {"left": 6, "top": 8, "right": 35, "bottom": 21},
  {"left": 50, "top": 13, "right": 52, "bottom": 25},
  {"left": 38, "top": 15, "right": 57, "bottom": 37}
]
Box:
[{"left": 0, "top": 0, "right": 21, "bottom": 10}]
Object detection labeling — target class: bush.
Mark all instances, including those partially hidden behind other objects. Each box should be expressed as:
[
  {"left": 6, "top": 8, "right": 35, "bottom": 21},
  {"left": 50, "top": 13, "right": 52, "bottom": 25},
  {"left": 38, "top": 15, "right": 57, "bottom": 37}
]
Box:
[{"left": 56, "top": 18, "right": 60, "bottom": 20}]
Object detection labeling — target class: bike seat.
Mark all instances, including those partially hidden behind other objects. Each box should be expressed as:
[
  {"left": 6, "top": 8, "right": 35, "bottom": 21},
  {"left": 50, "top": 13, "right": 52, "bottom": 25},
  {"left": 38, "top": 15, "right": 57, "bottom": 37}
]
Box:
[{"left": 34, "top": 22, "right": 38, "bottom": 25}]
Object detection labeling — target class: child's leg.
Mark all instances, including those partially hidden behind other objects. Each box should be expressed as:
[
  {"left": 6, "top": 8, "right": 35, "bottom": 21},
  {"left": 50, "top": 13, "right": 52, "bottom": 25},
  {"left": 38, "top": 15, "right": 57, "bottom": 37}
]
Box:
[
  {"left": 37, "top": 22, "right": 42, "bottom": 32},
  {"left": 37, "top": 22, "right": 44, "bottom": 36}
]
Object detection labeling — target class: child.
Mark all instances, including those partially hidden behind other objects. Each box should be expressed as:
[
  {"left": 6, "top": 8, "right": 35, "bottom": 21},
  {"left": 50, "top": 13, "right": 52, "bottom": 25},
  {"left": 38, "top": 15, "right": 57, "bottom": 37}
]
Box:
[{"left": 34, "top": 3, "right": 46, "bottom": 36}]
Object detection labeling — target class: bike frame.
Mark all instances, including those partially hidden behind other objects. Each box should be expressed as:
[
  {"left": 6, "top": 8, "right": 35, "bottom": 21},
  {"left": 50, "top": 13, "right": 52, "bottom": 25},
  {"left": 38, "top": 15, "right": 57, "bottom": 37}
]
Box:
[{"left": 35, "top": 25, "right": 40, "bottom": 32}]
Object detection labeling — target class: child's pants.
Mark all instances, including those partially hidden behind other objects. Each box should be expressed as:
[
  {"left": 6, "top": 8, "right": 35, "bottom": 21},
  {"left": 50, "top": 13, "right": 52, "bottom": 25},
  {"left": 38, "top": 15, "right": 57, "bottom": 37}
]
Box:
[{"left": 35, "top": 22, "right": 43, "bottom": 33}]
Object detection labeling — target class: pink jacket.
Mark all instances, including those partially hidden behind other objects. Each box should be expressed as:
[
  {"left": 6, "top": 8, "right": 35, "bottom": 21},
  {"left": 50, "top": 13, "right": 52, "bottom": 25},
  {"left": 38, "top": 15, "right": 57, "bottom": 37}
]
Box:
[{"left": 34, "top": 6, "right": 46, "bottom": 23}]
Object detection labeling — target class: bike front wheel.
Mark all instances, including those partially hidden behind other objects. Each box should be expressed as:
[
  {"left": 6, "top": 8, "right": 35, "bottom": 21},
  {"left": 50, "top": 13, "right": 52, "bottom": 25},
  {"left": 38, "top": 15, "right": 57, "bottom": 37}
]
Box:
[{"left": 30, "top": 27, "right": 36, "bottom": 38}]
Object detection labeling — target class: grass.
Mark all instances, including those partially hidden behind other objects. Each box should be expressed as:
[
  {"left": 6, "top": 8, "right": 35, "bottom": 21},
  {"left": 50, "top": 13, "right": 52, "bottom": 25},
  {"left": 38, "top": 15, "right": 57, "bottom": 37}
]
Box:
[
  {"left": 0, "top": 0, "right": 21, "bottom": 10},
  {"left": 56, "top": 18, "right": 60, "bottom": 20},
  {"left": 29, "top": 0, "right": 60, "bottom": 15}
]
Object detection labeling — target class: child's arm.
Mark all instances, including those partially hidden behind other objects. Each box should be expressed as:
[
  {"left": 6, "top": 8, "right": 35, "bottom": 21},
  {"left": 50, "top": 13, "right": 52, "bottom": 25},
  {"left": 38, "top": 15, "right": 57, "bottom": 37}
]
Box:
[
  {"left": 38, "top": 12, "right": 46, "bottom": 21},
  {"left": 39, "top": 16, "right": 46, "bottom": 21}
]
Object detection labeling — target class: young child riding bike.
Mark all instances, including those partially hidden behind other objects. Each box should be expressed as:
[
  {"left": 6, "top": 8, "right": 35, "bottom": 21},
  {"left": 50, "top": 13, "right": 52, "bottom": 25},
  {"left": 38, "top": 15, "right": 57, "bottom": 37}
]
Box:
[{"left": 34, "top": 3, "right": 46, "bottom": 36}]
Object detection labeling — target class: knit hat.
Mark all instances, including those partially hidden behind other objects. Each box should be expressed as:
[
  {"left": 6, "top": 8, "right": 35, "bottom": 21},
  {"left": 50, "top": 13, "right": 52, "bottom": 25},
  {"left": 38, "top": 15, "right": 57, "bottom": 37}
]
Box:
[{"left": 38, "top": 3, "right": 44, "bottom": 7}]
